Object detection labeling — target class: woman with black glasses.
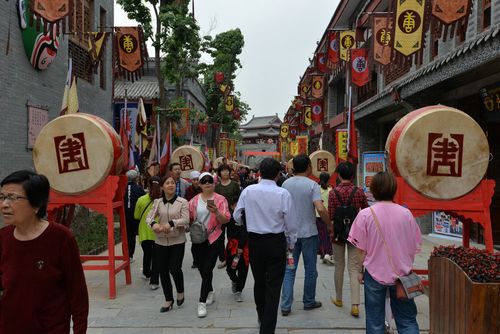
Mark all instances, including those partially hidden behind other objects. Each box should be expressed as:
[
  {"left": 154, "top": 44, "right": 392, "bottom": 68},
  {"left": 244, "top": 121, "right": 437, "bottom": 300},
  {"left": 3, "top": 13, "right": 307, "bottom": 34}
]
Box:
[{"left": 188, "top": 172, "right": 230, "bottom": 318}]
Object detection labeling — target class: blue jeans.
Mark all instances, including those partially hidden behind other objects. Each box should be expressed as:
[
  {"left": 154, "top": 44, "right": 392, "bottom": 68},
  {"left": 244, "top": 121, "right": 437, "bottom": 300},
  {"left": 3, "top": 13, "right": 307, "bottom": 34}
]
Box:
[
  {"left": 364, "top": 271, "right": 419, "bottom": 334},
  {"left": 280, "top": 235, "right": 319, "bottom": 311}
]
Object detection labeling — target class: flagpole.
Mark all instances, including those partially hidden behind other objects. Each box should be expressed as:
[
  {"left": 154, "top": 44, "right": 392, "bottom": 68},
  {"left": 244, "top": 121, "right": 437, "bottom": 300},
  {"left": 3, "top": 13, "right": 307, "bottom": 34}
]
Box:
[{"left": 156, "top": 113, "right": 161, "bottom": 164}]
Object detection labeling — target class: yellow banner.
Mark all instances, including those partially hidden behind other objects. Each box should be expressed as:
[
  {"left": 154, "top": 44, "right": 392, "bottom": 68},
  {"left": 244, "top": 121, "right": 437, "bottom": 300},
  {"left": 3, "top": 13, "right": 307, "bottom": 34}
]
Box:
[
  {"left": 336, "top": 130, "right": 348, "bottom": 161},
  {"left": 340, "top": 31, "right": 356, "bottom": 61},
  {"left": 393, "top": 0, "right": 426, "bottom": 56},
  {"left": 304, "top": 106, "right": 312, "bottom": 126},
  {"left": 290, "top": 141, "right": 299, "bottom": 157},
  {"left": 225, "top": 95, "right": 235, "bottom": 112},
  {"left": 228, "top": 139, "right": 236, "bottom": 158},
  {"left": 280, "top": 124, "right": 289, "bottom": 138},
  {"left": 218, "top": 139, "right": 228, "bottom": 158}
]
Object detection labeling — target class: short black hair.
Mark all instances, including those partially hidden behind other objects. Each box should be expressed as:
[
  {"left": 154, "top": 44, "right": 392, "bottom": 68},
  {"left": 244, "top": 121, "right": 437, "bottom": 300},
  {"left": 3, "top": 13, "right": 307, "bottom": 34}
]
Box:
[
  {"left": 319, "top": 172, "right": 330, "bottom": 184},
  {"left": 216, "top": 164, "right": 232, "bottom": 177},
  {"left": 292, "top": 154, "right": 311, "bottom": 173},
  {"left": 336, "top": 162, "right": 354, "bottom": 180},
  {"left": 169, "top": 162, "right": 180, "bottom": 171},
  {"left": 370, "top": 171, "right": 397, "bottom": 201},
  {"left": 259, "top": 158, "right": 281, "bottom": 180},
  {"left": 1, "top": 170, "right": 49, "bottom": 219}
]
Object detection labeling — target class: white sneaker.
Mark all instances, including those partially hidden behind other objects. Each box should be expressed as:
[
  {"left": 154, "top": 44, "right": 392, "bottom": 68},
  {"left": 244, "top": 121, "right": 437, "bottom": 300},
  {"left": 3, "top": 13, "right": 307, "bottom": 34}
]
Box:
[
  {"left": 197, "top": 302, "right": 207, "bottom": 318},
  {"left": 149, "top": 284, "right": 159, "bottom": 290},
  {"left": 206, "top": 291, "right": 215, "bottom": 305},
  {"left": 234, "top": 291, "right": 243, "bottom": 302}
]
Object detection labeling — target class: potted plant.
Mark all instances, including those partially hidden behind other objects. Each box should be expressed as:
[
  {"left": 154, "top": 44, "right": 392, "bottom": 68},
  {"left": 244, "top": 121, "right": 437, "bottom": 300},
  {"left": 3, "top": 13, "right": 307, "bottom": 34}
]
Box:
[{"left": 429, "top": 246, "right": 500, "bottom": 334}]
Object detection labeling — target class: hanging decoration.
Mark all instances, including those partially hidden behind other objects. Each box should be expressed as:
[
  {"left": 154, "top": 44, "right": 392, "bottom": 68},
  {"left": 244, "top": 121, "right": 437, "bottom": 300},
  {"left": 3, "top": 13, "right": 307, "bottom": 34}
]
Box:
[
  {"left": 339, "top": 30, "right": 356, "bottom": 61},
  {"left": 214, "top": 71, "right": 225, "bottom": 84},
  {"left": 372, "top": 14, "right": 394, "bottom": 66},
  {"left": 280, "top": 123, "right": 290, "bottom": 139},
  {"left": 292, "top": 96, "right": 303, "bottom": 110},
  {"left": 30, "top": 0, "right": 71, "bottom": 33},
  {"left": 87, "top": 32, "right": 109, "bottom": 74},
  {"left": 328, "top": 31, "right": 340, "bottom": 65},
  {"left": 311, "top": 100, "right": 324, "bottom": 123},
  {"left": 232, "top": 107, "right": 241, "bottom": 120},
  {"left": 316, "top": 52, "right": 329, "bottom": 73},
  {"left": 351, "top": 49, "right": 370, "bottom": 87},
  {"left": 304, "top": 105, "right": 313, "bottom": 127},
  {"left": 18, "top": 0, "right": 60, "bottom": 71},
  {"left": 300, "top": 81, "right": 311, "bottom": 99},
  {"left": 392, "top": 0, "right": 429, "bottom": 63},
  {"left": 225, "top": 95, "right": 235, "bottom": 112},
  {"left": 431, "top": 0, "right": 473, "bottom": 41},
  {"left": 311, "top": 75, "right": 324, "bottom": 99},
  {"left": 297, "top": 136, "right": 309, "bottom": 155},
  {"left": 289, "top": 126, "right": 298, "bottom": 140},
  {"left": 115, "top": 26, "right": 148, "bottom": 81}
]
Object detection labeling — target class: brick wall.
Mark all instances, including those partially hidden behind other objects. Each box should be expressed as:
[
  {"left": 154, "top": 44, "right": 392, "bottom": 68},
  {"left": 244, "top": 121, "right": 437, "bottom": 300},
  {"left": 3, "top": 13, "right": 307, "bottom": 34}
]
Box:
[{"left": 0, "top": 0, "right": 114, "bottom": 181}]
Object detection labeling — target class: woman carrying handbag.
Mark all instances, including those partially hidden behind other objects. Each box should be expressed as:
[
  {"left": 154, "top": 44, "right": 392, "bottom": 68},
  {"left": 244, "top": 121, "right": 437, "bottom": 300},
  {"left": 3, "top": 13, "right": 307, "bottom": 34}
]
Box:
[{"left": 348, "top": 172, "right": 422, "bottom": 334}]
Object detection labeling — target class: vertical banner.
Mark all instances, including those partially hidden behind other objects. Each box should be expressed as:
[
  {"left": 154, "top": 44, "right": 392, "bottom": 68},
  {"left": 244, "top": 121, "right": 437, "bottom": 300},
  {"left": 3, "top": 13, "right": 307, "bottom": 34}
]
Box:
[
  {"left": 311, "top": 100, "right": 324, "bottom": 123},
  {"left": 297, "top": 136, "right": 309, "bottom": 155},
  {"left": 289, "top": 141, "right": 299, "bottom": 157},
  {"left": 218, "top": 139, "right": 228, "bottom": 158},
  {"left": 393, "top": 0, "right": 426, "bottom": 57},
  {"left": 280, "top": 123, "right": 290, "bottom": 139},
  {"left": 351, "top": 49, "right": 370, "bottom": 87},
  {"left": 340, "top": 30, "right": 356, "bottom": 61},
  {"left": 431, "top": 0, "right": 473, "bottom": 40},
  {"left": 225, "top": 95, "right": 235, "bottom": 112},
  {"left": 372, "top": 15, "right": 394, "bottom": 66},
  {"left": 336, "top": 129, "right": 348, "bottom": 163},
  {"left": 115, "top": 27, "right": 147, "bottom": 80},
  {"left": 362, "top": 152, "right": 386, "bottom": 202},
  {"left": 311, "top": 75, "right": 324, "bottom": 99},
  {"left": 316, "top": 52, "right": 329, "bottom": 73},
  {"left": 304, "top": 105, "right": 313, "bottom": 127},
  {"left": 300, "top": 81, "right": 310, "bottom": 99},
  {"left": 328, "top": 31, "right": 340, "bottom": 64},
  {"left": 289, "top": 126, "right": 298, "bottom": 140}
]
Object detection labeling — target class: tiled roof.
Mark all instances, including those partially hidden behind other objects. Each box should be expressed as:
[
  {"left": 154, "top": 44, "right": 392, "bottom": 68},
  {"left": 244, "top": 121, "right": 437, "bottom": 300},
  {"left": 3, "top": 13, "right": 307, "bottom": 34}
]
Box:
[
  {"left": 114, "top": 81, "right": 159, "bottom": 100},
  {"left": 258, "top": 128, "right": 279, "bottom": 136},
  {"left": 240, "top": 115, "right": 281, "bottom": 129}
]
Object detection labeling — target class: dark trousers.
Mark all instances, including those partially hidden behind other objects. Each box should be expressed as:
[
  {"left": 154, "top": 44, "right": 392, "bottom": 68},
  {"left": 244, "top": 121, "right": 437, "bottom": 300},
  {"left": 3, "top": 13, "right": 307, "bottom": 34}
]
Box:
[
  {"left": 141, "top": 240, "right": 159, "bottom": 285},
  {"left": 249, "top": 232, "right": 287, "bottom": 334},
  {"left": 226, "top": 247, "right": 249, "bottom": 292},
  {"left": 156, "top": 243, "right": 185, "bottom": 302},
  {"left": 191, "top": 234, "right": 223, "bottom": 302},
  {"left": 126, "top": 220, "right": 137, "bottom": 259}
]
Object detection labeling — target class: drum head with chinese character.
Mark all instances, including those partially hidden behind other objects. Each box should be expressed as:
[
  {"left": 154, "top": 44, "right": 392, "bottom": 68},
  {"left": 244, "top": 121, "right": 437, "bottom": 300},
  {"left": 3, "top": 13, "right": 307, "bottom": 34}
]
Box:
[
  {"left": 387, "top": 105, "right": 489, "bottom": 199},
  {"left": 309, "top": 150, "right": 336, "bottom": 178},
  {"left": 33, "top": 113, "right": 121, "bottom": 194},
  {"left": 171, "top": 145, "right": 204, "bottom": 179},
  {"left": 287, "top": 158, "right": 294, "bottom": 173}
]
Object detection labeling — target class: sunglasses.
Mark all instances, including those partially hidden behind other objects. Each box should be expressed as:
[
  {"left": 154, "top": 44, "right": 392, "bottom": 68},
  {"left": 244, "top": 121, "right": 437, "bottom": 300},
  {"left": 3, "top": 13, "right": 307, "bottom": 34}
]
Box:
[{"left": 200, "top": 178, "right": 214, "bottom": 185}]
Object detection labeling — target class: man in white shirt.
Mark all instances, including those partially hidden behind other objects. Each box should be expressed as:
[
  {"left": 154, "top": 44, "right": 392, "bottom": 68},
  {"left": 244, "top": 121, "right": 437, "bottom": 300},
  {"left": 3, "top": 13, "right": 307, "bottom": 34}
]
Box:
[
  {"left": 280, "top": 154, "right": 331, "bottom": 316},
  {"left": 234, "top": 158, "right": 298, "bottom": 334}
]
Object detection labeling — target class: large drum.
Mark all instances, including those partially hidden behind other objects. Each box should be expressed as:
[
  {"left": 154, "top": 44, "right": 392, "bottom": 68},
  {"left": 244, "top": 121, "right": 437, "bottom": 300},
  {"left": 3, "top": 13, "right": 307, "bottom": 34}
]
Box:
[
  {"left": 33, "top": 113, "right": 124, "bottom": 194},
  {"left": 385, "top": 105, "right": 489, "bottom": 199},
  {"left": 214, "top": 157, "right": 238, "bottom": 170},
  {"left": 287, "top": 158, "right": 294, "bottom": 173},
  {"left": 171, "top": 145, "right": 205, "bottom": 179},
  {"left": 309, "top": 150, "right": 336, "bottom": 178}
]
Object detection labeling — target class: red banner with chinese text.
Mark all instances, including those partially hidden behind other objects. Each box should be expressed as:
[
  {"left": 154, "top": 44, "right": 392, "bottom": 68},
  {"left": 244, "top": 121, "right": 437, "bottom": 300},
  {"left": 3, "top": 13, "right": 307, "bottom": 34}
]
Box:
[
  {"left": 297, "top": 136, "right": 308, "bottom": 155},
  {"left": 351, "top": 49, "right": 370, "bottom": 87},
  {"left": 115, "top": 27, "right": 147, "bottom": 80},
  {"left": 311, "top": 75, "right": 324, "bottom": 99},
  {"left": 328, "top": 31, "right": 340, "bottom": 64},
  {"left": 311, "top": 100, "right": 324, "bottom": 123},
  {"left": 316, "top": 52, "right": 329, "bottom": 73},
  {"left": 372, "top": 15, "right": 394, "bottom": 66}
]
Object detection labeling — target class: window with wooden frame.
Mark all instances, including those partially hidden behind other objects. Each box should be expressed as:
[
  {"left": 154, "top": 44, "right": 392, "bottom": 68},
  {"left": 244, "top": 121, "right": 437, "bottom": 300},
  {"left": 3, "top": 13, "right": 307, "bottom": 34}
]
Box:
[
  {"left": 481, "top": 0, "right": 492, "bottom": 31},
  {"left": 69, "top": 0, "right": 94, "bottom": 83}
]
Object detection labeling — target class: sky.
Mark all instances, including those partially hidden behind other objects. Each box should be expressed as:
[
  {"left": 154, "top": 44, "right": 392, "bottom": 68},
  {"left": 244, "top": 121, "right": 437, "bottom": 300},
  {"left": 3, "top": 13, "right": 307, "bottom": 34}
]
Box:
[{"left": 114, "top": 0, "right": 340, "bottom": 121}]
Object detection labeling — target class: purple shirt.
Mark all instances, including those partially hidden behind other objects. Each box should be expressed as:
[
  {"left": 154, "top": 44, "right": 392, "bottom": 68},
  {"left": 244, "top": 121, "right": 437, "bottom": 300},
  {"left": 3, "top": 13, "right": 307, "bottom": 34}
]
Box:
[{"left": 348, "top": 201, "right": 422, "bottom": 285}]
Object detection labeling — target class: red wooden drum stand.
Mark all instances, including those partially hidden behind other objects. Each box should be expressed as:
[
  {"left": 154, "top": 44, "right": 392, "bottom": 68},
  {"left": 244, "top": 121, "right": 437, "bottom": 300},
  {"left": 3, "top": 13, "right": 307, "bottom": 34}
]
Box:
[
  {"left": 47, "top": 175, "right": 131, "bottom": 299},
  {"left": 394, "top": 177, "right": 495, "bottom": 286}
]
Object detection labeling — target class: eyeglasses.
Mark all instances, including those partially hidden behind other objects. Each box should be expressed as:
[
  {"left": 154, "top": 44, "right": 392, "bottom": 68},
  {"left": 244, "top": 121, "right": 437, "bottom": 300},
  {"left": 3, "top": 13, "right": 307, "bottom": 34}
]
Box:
[
  {"left": 200, "top": 178, "right": 214, "bottom": 185},
  {"left": 0, "top": 193, "right": 28, "bottom": 202}
]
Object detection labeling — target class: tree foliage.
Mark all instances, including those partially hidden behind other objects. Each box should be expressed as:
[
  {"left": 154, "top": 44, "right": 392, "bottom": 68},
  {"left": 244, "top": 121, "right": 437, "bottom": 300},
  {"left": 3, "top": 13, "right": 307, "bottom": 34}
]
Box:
[{"left": 200, "top": 29, "right": 249, "bottom": 135}]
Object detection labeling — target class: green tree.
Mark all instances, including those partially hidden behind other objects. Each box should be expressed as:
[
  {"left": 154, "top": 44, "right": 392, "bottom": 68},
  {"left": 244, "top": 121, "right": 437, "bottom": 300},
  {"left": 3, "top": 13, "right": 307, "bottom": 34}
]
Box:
[
  {"left": 116, "top": 0, "right": 201, "bottom": 108},
  {"left": 201, "top": 29, "right": 249, "bottom": 136}
]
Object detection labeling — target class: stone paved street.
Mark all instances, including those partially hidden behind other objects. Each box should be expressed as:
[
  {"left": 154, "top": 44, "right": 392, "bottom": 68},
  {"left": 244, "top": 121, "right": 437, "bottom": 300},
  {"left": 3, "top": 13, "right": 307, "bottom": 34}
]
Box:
[{"left": 81, "top": 234, "right": 457, "bottom": 333}]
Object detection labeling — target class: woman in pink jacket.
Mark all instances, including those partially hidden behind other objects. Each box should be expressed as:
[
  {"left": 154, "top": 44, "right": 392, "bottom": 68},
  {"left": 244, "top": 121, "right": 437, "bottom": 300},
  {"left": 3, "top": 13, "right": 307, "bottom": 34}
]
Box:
[{"left": 188, "top": 172, "right": 230, "bottom": 318}]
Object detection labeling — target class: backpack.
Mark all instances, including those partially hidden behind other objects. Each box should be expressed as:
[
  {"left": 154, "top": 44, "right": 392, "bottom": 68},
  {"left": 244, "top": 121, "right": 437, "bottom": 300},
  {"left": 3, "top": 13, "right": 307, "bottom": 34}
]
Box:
[{"left": 333, "top": 187, "right": 360, "bottom": 243}]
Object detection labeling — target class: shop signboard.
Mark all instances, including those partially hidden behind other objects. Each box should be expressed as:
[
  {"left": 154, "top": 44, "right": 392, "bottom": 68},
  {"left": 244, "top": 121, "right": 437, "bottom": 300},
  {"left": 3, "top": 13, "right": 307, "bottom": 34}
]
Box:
[
  {"left": 432, "top": 211, "right": 463, "bottom": 239},
  {"left": 362, "top": 151, "right": 386, "bottom": 203}
]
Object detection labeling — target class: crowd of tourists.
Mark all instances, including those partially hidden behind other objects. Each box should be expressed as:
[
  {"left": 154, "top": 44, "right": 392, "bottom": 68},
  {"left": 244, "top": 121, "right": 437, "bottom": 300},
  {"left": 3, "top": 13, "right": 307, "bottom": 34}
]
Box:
[{"left": 0, "top": 155, "right": 422, "bottom": 334}]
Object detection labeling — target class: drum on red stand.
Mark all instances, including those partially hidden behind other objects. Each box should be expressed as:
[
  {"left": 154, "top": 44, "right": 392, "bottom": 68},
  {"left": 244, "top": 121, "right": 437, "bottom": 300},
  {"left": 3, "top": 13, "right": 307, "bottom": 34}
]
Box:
[
  {"left": 171, "top": 145, "right": 205, "bottom": 179},
  {"left": 385, "top": 105, "right": 489, "bottom": 199},
  {"left": 309, "top": 150, "right": 336, "bottom": 179},
  {"left": 33, "top": 113, "right": 124, "bottom": 195}
]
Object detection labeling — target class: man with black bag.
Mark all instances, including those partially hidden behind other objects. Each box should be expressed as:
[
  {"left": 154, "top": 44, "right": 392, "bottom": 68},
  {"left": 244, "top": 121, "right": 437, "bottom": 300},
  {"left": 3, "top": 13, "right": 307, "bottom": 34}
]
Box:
[{"left": 328, "top": 162, "right": 368, "bottom": 317}]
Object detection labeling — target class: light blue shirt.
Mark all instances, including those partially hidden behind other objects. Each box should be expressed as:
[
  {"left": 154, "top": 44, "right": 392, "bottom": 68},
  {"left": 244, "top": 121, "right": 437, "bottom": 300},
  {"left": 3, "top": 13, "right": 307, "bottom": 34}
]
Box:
[
  {"left": 282, "top": 176, "right": 321, "bottom": 238},
  {"left": 234, "top": 179, "right": 297, "bottom": 249}
]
